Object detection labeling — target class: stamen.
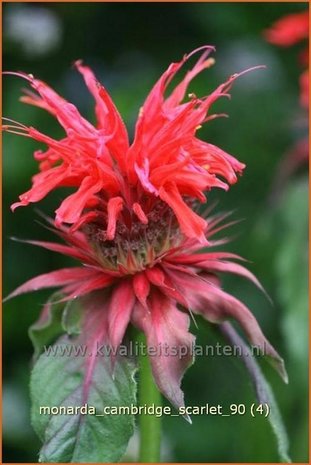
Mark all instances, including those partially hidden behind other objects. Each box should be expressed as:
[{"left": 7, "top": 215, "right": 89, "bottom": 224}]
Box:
[
  {"left": 2, "top": 128, "right": 30, "bottom": 137},
  {"left": 204, "top": 57, "right": 215, "bottom": 68},
  {"left": 2, "top": 117, "right": 28, "bottom": 129},
  {"left": 3, "top": 71, "right": 33, "bottom": 82}
]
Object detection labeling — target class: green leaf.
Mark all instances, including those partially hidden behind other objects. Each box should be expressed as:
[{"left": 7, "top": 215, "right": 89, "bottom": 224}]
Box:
[
  {"left": 255, "top": 376, "right": 291, "bottom": 463},
  {"left": 220, "top": 322, "right": 291, "bottom": 463},
  {"left": 275, "top": 179, "right": 308, "bottom": 373},
  {"left": 29, "top": 292, "right": 66, "bottom": 359},
  {"left": 30, "top": 335, "right": 137, "bottom": 463},
  {"left": 61, "top": 299, "right": 84, "bottom": 336},
  {"left": 29, "top": 294, "right": 85, "bottom": 359}
]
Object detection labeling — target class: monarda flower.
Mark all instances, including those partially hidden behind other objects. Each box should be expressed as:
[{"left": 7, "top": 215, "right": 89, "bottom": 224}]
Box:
[{"left": 4, "top": 47, "right": 286, "bottom": 413}]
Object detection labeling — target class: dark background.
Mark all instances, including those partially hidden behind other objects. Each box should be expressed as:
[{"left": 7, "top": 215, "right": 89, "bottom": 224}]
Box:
[{"left": 3, "top": 2, "right": 308, "bottom": 462}]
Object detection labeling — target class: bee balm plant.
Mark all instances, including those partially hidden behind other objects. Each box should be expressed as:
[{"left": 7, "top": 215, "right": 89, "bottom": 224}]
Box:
[{"left": 4, "top": 46, "right": 288, "bottom": 463}]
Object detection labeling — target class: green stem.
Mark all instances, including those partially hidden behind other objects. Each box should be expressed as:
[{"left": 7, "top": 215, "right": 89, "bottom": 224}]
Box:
[{"left": 138, "top": 332, "right": 162, "bottom": 463}]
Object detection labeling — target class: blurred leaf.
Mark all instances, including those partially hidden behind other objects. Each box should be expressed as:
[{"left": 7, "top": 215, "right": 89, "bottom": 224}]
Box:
[
  {"left": 257, "top": 375, "right": 291, "bottom": 463},
  {"left": 3, "top": 382, "right": 33, "bottom": 441},
  {"left": 30, "top": 335, "right": 137, "bottom": 463},
  {"left": 220, "top": 322, "right": 291, "bottom": 463},
  {"left": 275, "top": 178, "right": 308, "bottom": 370}
]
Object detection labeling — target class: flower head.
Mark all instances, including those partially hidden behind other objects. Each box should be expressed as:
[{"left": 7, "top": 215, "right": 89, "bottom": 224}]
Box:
[
  {"left": 4, "top": 47, "right": 247, "bottom": 242},
  {"left": 4, "top": 48, "right": 286, "bottom": 412}
]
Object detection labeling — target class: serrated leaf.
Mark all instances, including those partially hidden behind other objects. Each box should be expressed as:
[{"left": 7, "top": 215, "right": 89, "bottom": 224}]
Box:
[
  {"left": 29, "top": 292, "right": 66, "bottom": 359},
  {"left": 220, "top": 322, "right": 291, "bottom": 463},
  {"left": 30, "top": 334, "right": 137, "bottom": 463}
]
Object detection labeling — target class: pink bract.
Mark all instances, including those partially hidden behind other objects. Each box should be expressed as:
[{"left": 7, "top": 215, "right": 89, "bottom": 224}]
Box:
[{"left": 6, "top": 212, "right": 287, "bottom": 412}]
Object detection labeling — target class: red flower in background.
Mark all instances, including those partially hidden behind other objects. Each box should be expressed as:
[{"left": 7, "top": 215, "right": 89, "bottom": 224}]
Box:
[
  {"left": 264, "top": 12, "right": 309, "bottom": 196},
  {"left": 264, "top": 11, "right": 308, "bottom": 46},
  {"left": 4, "top": 47, "right": 286, "bottom": 412},
  {"left": 264, "top": 11, "right": 309, "bottom": 108}
]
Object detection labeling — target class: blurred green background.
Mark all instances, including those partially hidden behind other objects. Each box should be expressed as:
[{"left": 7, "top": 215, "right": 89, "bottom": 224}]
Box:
[{"left": 3, "top": 2, "right": 308, "bottom": 463}]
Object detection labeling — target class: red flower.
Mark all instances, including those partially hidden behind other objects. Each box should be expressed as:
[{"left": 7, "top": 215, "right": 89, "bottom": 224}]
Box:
[
  {"left": 4, "top": 47, "right": 249, "bottom": 241},
  {"left": 264, "top": 12, "right": 309, "bottom": 195},
  {"left": 264, "top": 11, "right": 309, "bottom": 47},
  {"left": 6, "top": 213, "right": 287, "bottom": 413},
  {"left": 5, "top": 48, "right": 286, "bottom": 412},
  {"left": 264, "top": 11, "right": 309, "bottom": 109}
]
